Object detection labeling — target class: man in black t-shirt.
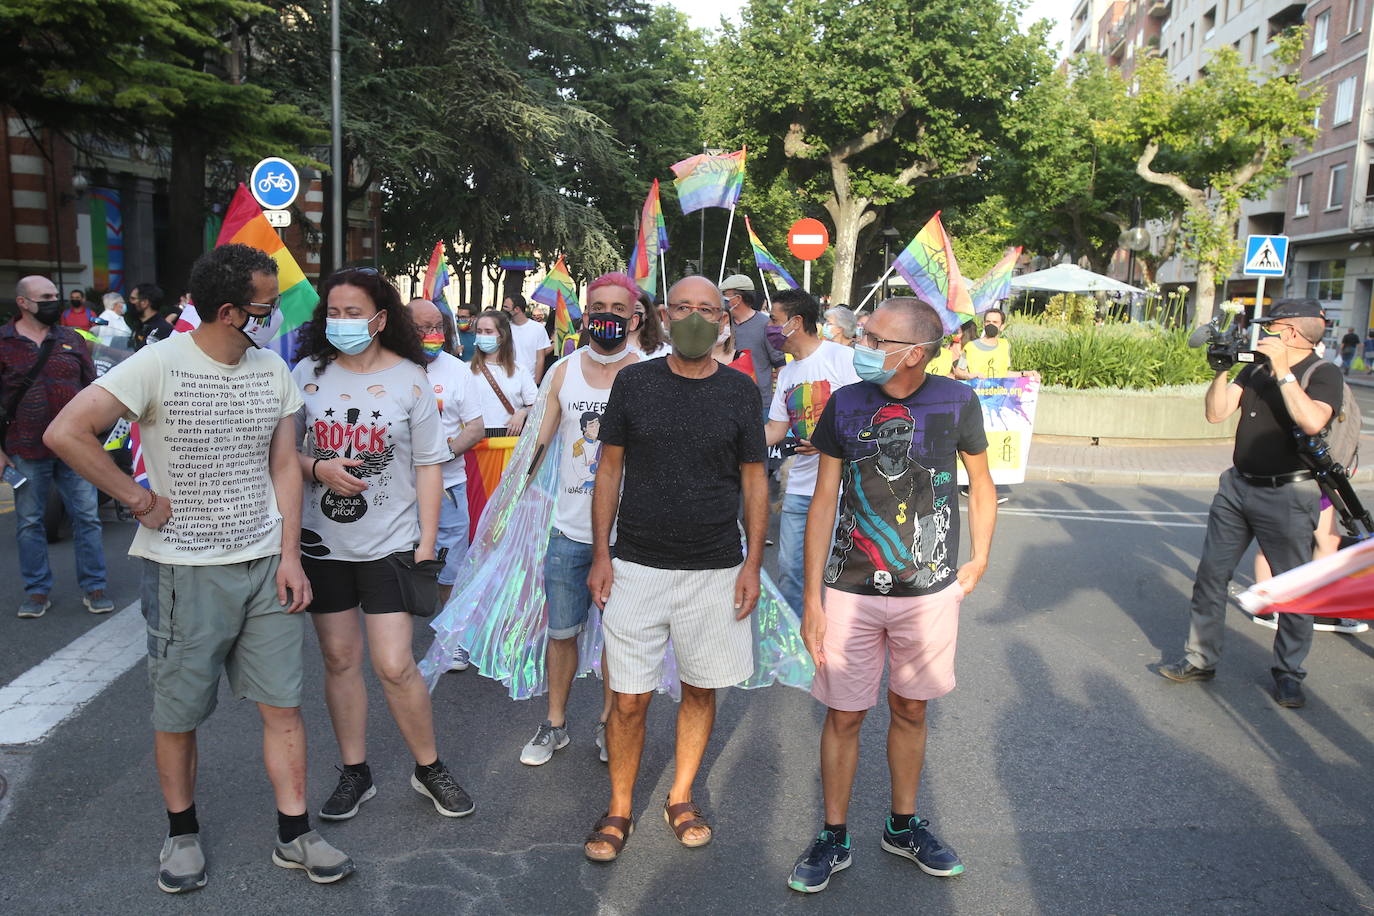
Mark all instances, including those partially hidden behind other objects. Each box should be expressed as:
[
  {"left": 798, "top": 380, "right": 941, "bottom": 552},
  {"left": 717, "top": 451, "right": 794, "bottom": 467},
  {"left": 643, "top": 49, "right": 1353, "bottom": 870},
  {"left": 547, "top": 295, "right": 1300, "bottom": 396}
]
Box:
[
  {"left": 1339, "top": 328, "right": 1360, "bottom": 374},
  {"left": 1162, "top": 299, "right": 1343, "bottom": 709},
  {"left": 581, "top": 275, "right": 768, "bottom": 863}
]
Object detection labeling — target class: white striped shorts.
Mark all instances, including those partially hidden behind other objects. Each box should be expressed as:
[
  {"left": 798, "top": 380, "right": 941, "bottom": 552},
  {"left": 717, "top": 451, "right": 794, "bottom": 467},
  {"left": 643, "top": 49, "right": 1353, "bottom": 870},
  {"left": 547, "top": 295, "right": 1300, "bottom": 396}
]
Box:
[{"left": 602, "top": 558, "right": 754, "bottom": 694}]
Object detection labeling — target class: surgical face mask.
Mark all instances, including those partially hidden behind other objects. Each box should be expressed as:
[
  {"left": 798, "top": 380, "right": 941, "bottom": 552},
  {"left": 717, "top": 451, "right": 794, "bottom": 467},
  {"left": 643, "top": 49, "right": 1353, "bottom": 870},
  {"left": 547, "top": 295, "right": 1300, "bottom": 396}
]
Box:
[
  {"left": 586, "top": 312, "right": 629, "bottom": 349},
  {"left": 234, "top": 304, "right": 283, "bottom": 349},
  {"left": 819, "top": 323, "right": 835, "bottom": 341},
  {"left": 420, "top": 331, "right": 446, "bottom": 361},
  {"left": 765, "top": 319, "right": 796, "bottom": 351},
  {"left": 474, "top": 333, "right": 500, "bottom": 354},
  {"left": 853, "top": 342, "right": 916, "bottom": 384},
  {"left": 325, "top": 312, "right": 382, "bottom": 355},
  {"left": 32, "top": 298, "right": 63, "bottom": 326},
  {"left": 670, "top": 312, "right": 722, "bottom": 359},
  {"left": 717, "top": 323, "right": 731, "bottom": 345}
]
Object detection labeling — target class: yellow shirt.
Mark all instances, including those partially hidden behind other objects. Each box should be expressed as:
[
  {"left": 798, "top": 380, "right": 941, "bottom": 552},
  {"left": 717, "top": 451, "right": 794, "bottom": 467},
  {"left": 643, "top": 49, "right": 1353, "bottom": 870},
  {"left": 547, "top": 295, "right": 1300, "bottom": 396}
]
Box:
[
  {"left": 967, "top": 337, "right": 1011, "bottom": 378},
  {"left": 926, "top": 349, "right": 955, "bottom": 377}
]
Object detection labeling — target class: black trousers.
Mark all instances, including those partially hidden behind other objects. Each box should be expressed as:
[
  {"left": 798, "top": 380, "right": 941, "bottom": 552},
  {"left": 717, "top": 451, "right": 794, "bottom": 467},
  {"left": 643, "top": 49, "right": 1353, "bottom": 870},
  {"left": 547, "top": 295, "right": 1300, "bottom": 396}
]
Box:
[{"left": 1184, "top": 467, "right": 1320, "bottom": 681}]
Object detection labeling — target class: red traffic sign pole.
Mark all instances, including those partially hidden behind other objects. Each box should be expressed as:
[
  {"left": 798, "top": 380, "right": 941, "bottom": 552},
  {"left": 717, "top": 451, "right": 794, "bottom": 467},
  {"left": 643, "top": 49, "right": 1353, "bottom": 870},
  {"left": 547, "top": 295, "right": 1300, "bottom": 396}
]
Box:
[{"left": 788, "top": 218, "right": 830, "bottom": 292}]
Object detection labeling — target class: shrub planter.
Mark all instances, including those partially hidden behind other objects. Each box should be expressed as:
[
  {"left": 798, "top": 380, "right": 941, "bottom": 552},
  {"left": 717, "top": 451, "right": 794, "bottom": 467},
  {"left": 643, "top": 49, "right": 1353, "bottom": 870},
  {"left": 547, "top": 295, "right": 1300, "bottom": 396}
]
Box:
[{"left": 1034, "top": 384, "right": 1238, "bottom": 443}]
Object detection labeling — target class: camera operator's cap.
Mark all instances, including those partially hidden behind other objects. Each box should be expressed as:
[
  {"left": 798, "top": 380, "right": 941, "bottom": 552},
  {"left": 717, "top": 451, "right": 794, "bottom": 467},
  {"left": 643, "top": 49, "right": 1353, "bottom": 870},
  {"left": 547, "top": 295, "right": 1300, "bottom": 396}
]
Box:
[
  {"left": 1253, "top": 298, "right": 1325, "bottom": 322},
  {"left": 720, "top": 274, "right": 755, "bottom": 293}
]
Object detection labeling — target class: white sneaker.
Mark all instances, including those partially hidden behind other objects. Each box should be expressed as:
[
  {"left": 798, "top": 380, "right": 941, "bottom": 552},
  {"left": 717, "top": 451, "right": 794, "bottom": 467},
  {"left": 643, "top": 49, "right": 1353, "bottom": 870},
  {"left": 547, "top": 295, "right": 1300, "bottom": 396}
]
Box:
[
  {"left": 1249, "top": 613, "right": 1278, "bottom": 631},
  {"left": 1314, "top": 618, "right": 1369, "bottom": 634},
  {"left": 450, "top": 646, "right": 470, "bottom": 672},
  {"left": 519, "top": 720, "right": 569, "bottom": 766},
  {"left": 594, "top": 720, "right": 608, "bottom": 764}
]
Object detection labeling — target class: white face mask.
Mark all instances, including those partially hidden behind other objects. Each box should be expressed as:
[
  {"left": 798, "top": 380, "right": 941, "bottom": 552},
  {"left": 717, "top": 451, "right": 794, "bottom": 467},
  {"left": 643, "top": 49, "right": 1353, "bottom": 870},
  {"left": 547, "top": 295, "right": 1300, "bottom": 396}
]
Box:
[
  {"left": 716, "top": 324, "right": 731, "bottom": 346},
  {"left": 236, "top": 305, "right": 283, "bottom": 349}
]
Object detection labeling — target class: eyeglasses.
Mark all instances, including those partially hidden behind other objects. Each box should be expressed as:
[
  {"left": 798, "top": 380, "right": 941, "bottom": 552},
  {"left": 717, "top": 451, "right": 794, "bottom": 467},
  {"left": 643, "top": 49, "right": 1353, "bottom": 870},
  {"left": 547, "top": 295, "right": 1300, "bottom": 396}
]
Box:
[
  {"left": 667, "top": 303, "right": 724, "bottom": 320},
  {"left": 415, "top": 325, "right": 444, "bottom": 335},
  {"left": 860, "top": 331, "right": 937, "bottom": 349}
]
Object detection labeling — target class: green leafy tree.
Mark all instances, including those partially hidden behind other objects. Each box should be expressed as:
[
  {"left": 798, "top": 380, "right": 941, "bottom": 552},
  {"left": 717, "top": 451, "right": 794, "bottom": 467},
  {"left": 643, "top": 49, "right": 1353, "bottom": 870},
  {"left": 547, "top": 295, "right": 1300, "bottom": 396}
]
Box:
[
  {"left": 0, "top": 0, "right": 325, "bottom": 294},
  {"left": 1116, "top": 35, "right": 1320, "bottom": 325},
  {"left": 705, "top": 0, "right": 1051, "bottom": 305}
]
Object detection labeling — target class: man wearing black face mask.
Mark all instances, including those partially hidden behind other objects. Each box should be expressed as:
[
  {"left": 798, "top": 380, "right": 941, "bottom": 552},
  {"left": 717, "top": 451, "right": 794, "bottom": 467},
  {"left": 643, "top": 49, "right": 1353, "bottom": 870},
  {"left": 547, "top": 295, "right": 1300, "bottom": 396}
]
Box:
[{"left": 1, "top": 275, "right": 109, "bottom": 619}]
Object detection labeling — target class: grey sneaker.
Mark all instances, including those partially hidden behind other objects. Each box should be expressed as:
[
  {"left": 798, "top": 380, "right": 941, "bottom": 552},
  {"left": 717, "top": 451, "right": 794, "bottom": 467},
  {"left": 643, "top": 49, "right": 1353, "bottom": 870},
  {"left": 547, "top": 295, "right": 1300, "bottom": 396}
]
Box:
[
  {"left": 594, "top": 720, "right": 608, "bottom": 763},
  {"left": 271, "top": 830, "right": 355, "bottom": 884},
  {"left": 520, "top": 720, "right": 569, "bottom": 766},
  {"left": 157, "top": 834, "right": 207, "bottom": 894},
  {"left": 17, "top": 593, "right": 50, "bottom": 619},
  {"left": 84, "top": 590, "right": 115, "bottom": 614},
  {"left": 450, "top": 646, "right": 470, "bottom": 671}
]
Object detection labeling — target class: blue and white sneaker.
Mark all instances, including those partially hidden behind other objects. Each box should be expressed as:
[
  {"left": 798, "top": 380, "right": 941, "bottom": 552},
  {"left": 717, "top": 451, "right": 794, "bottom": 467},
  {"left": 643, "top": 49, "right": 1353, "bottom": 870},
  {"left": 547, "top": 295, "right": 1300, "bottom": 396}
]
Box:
[
  {"left": 881, "top": 816, "right": 964, "bottom": 876},
  {"left": 787, "top": 829, "right": 852, "bottom": 893}
]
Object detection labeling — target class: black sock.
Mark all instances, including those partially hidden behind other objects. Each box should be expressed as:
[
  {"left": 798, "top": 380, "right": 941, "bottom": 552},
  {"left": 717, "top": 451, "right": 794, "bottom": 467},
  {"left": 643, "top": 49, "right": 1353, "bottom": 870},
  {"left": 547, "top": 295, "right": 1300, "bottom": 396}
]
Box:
[
  {"left": 823, "top": 822, "right": 847, "bottom": 845},
  {"left": 167, "top": 804, "right": 198, "bottom": 838},
  {"left": 890, "top": 811, "right": 915, "bottom": 832},
  {"left": 415, "top": 758, "right": 443, "bottom": 778},
  {"left": 277, "top": 810, "right": 311, "bottom": 844},
  {"left": 343, "top": 761, "right": 371, "bottom": 782}
]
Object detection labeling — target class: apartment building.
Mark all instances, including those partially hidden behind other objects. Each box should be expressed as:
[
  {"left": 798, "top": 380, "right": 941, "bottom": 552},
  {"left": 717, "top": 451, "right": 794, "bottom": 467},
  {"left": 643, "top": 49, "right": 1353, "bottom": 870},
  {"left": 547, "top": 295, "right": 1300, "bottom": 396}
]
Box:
[
  {"left": 1098, "top": 0, "right": 1169, "bottom": 80},
  {"left": 1284, "top": 0, "right": 1374, "bottom": 336}
]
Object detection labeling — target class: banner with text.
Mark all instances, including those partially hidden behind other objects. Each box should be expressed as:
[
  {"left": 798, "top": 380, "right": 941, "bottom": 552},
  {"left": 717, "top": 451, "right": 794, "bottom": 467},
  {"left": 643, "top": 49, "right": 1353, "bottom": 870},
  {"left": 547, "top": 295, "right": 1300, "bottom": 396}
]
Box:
[{"left": 957, "top": 377, "right": 1039, "bottom": 486}]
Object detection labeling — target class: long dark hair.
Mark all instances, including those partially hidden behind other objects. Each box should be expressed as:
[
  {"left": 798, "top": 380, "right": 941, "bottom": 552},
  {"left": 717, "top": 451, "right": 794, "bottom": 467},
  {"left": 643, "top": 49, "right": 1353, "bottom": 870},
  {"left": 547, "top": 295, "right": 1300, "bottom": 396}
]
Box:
[
  {"left": 470, "top": 309, "right": 518, "bottom": 376},
  {"left": 634, "top": 290, "right": 664, "bottom": 353},
  {"left": 298, "top": 268, "right": 427, "bottom": 376}
]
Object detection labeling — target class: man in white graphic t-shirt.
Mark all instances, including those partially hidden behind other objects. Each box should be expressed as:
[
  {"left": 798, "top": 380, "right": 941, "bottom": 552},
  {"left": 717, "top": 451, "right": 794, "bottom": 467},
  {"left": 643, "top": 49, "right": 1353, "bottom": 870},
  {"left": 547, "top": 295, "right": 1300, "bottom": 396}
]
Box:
[
  {"left": 517, "top": 272, "right": 642, "bottom": 768},
  {"left": 765, "top": 288, "right": 861, "bottom": 614}
]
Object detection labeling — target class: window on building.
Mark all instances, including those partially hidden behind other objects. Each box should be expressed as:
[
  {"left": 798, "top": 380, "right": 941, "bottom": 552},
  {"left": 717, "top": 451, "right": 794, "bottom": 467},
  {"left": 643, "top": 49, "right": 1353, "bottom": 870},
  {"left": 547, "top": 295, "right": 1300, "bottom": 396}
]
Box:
[
  {"left": 1296, "top": 173, "right": 1312, "bottom": 216},
  {"left": 1348, "top": 0, "right": 1362, "bottom": 34},
  {"left": 1314, "top": 97, "right": 1323, "bottom": 130},
  {"left": 1329, "top": 163, "right": 1348, "bottom": 208},
  {"left": 1314, "top": 10, "right": 1330, "bottom": 54},
  {"left": 1335, "top": 76, "right": 1357, "bottom": 124},
  {"left": 1250, "top": 28, "right": 1259, "bottom": 62},
  {"left": 1203, "top": 6, "right": 1217, "bottom": 39},
  {"left": 1366, "top": 163, "right": 1374, "bottom": 199},
  {"left": 1307, "top": 260, "right": 1346, "bottom": 301}
]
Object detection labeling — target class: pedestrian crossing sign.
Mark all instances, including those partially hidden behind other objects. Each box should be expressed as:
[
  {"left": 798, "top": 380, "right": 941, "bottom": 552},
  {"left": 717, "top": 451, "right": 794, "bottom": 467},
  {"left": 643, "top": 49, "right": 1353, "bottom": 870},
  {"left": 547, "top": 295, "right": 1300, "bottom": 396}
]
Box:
[{"left": 1243, "top": 234, "right": 1288, "bottom": 277}]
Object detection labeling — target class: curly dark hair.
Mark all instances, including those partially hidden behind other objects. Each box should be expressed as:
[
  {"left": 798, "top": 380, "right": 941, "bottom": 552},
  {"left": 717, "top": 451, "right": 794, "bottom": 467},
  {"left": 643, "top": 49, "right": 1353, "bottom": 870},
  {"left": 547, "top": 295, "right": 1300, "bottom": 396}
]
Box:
[
  {"left": 297, "top": 267, "right": 427, "bottom": 376},
  {"left": 187, "top": 246, "right": 277, "bottom": 323}
]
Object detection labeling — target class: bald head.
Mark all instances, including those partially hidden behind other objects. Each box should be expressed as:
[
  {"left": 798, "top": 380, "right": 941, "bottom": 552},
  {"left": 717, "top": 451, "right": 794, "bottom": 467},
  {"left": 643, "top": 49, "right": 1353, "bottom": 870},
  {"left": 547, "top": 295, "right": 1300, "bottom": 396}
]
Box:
[
  {"left": 407, "top": 298, "right": 442, "bottom": 327},
  {"left": 667, "top": 275, "right": 723, "bottom": 309},
  {"left": 876, "top": 297, "right": 943, "bottom": 355},
  {"left": 16, "top": 275, "right": 55, "bottom": 303}
]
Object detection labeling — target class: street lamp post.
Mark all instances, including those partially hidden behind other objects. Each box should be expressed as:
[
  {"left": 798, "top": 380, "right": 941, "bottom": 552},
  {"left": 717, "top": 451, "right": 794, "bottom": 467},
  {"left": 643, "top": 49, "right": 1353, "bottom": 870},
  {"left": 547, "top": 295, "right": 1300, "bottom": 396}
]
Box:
[{"left": 330, "top": 0, "right": 343, "bottom": 271}]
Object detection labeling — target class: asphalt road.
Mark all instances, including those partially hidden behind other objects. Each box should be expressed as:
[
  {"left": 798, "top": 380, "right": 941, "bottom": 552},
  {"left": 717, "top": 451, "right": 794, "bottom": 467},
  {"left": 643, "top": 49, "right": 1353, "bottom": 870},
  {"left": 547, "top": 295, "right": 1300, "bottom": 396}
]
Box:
[{"left": 2, "top": 481, "right": 1372, "bottom": 915}]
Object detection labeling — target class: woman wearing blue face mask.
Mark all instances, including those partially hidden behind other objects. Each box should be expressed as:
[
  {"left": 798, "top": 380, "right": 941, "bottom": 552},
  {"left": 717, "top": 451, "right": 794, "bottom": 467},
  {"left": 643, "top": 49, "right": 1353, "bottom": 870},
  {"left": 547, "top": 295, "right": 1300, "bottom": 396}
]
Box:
[
  {"left": 469, "top": 309, "right": 537, "bottom": 436},
  {"left": 290, "top": 267, "right": 475, "bottom": 822}
]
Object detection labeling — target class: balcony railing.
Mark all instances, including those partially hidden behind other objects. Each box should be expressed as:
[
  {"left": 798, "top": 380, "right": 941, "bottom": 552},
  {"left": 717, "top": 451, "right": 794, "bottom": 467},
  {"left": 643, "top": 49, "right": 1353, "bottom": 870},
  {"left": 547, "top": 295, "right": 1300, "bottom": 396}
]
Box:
[
  {"left": 1352, "top": 198, "right": 1374, "bottom": 230},
  {"left": 1148, "top": 0, "right": 1171, "bottom": 17}
]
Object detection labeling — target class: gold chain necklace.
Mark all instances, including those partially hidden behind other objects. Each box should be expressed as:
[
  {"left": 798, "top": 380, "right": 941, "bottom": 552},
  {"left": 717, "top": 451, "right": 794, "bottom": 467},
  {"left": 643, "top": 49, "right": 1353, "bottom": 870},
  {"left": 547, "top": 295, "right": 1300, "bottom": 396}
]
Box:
[{"left": 880, "top": 468, "right": 917, "bottom": 524}]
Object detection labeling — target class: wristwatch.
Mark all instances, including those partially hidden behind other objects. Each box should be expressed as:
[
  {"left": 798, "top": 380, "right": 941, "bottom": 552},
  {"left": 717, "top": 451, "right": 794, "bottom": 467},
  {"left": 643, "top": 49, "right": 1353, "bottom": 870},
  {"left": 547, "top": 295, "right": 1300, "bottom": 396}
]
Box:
[{"left": 1277, "top": 372, "right": 1297, "bottom": 386}]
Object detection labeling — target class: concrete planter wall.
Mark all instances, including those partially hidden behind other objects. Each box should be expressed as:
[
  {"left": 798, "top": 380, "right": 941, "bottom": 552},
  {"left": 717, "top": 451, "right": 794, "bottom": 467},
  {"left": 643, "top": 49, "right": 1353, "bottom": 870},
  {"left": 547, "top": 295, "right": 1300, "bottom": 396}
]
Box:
[{"left": 1035, "top": 386, "right": 1238, "bottom": 442}]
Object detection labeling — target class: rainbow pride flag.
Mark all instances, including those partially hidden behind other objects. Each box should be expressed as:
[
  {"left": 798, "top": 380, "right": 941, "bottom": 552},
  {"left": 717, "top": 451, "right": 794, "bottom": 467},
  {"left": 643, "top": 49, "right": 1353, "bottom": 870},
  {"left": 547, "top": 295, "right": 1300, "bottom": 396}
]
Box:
[
  {"left": 970, "top": 247, "right": 1022, "bottom": 314},
  {"left": 216, "top": 183, "right": 318, "bottom": 337},
  {"left": 745, "top": 215, "right": 798, "bottom": 291},
  {"left": 532, "top": 255, "right": 580, "bottom": 317},
  {"left": 784, "top": 379, "right": 832, "bottom": 441},
  {"left": 422, "top": 241, "right": 450, "bottom": 303},
  {"left": 553, "top": 290, "right": 577, "bottom": 356},
  {"left": 892, "top": 211, "right": 972, "bottom": 334},
  {"left": 629, "top": 179, "right": 668, "bottom": 295},
  {"left": 670, "top": 148, "right": 746, "bottom": 214}
]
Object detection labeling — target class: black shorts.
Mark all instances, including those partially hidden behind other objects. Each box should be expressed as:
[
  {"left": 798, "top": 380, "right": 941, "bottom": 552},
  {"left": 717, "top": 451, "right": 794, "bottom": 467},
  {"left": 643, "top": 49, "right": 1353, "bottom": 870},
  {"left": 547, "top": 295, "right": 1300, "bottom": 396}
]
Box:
[{"left": 302, "top": 553, "right": 442, "bottom": 616}]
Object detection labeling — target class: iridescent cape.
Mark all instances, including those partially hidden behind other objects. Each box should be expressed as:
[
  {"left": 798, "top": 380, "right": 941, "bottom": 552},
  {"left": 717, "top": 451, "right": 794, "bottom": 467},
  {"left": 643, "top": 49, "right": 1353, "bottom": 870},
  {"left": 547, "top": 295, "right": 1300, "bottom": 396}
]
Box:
[{"left": 418, "top": 349, "right": 815, "bottom": 700}]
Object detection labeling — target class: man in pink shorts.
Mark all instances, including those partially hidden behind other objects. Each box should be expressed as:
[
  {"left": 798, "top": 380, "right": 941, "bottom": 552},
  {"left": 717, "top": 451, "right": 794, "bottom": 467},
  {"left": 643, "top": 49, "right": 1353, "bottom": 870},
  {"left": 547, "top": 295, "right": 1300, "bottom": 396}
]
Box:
[{"left": 787, "top": 297, "right": 998, "bottom": 894}]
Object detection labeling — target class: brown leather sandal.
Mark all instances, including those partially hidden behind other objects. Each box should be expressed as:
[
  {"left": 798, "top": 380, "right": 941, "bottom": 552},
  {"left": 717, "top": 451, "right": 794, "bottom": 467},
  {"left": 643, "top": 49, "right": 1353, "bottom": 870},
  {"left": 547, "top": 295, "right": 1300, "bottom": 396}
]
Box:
[
  {"left": 584, "top": 813, "right": 634, "bottom": 862},
  {"left": 663, "top": 798, "right": 712, "bottom": 848}
]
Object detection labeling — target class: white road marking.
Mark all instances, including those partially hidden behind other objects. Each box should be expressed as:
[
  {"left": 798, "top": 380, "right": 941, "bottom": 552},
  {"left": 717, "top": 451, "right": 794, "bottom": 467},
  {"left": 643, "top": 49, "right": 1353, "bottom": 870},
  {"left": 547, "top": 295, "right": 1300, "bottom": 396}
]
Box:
[
  {"left": 0, "top": 602, "right": 145, "bottom": 745},
  {"left": 995, "top": 508, "right": 1207, "bottom": 528},
  {"left": 1009, "top": 508, "right": 1209, "bottom": 516}
]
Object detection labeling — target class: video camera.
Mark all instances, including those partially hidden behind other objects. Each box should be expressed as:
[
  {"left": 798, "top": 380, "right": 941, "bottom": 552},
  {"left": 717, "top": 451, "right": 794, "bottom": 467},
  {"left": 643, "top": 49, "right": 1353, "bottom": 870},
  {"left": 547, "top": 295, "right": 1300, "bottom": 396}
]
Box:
[{"left": 1187, "top": 312, "right": 1256, "bottom": 371}]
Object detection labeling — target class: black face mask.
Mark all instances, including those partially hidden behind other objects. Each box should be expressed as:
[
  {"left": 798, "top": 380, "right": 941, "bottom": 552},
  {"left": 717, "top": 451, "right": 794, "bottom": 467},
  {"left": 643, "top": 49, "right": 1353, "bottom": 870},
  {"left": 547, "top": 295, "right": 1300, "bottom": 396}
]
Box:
[
  {"left": 586, "top": 312, "right": 629, "bottom": 348},
  {"left": 983, "top": 324, "right": 1000, "bottom": 338},
  {"left": 34, "top": 299, "right": 63, "bottom": 326}
]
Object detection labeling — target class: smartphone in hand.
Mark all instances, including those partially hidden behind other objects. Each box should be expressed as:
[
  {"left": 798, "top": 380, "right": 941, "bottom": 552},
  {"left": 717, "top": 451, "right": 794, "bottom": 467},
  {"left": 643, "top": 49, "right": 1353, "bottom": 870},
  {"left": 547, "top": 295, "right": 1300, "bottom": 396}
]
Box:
[{"left": 3, "top": 466, "right": 27, "bottom": 490}]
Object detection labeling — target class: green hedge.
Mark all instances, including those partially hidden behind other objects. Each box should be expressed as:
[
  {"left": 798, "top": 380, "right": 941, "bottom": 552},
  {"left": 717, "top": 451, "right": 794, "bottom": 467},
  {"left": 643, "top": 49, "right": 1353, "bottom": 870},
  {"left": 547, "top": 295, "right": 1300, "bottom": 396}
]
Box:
[{"left": 1006, "top": 322, "right": 1216, "bottom": 390}]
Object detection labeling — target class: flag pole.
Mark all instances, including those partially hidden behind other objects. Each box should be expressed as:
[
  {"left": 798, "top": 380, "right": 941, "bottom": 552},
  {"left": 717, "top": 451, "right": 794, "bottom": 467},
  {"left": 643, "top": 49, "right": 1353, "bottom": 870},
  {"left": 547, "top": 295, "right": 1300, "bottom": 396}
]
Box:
[
  {"left": 718, "top": 204, "right": 737, "bottom": 286},
  {"left": 757, "top": 264, "right": 772, "bottom": 309},
  {"left": 659, "top": 251, "right": 668, "bottom": 304},
  {"left": 855, "top": 262, "right": 900, "bottom": 313}
]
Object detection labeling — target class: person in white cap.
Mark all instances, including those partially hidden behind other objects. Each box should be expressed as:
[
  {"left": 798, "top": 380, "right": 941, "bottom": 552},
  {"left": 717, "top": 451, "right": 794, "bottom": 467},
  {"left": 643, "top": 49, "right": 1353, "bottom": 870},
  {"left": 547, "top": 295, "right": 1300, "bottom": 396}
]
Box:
[{"left": 721, "top": 274, "right": 785, "bottom": 411}]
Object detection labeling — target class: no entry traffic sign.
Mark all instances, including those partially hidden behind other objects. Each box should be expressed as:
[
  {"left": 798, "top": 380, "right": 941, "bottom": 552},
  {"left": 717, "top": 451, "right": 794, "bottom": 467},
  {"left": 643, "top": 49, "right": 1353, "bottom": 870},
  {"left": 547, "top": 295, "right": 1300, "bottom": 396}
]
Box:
[{"left": 788, "top": 218, "right": 830, "bottom": 261}]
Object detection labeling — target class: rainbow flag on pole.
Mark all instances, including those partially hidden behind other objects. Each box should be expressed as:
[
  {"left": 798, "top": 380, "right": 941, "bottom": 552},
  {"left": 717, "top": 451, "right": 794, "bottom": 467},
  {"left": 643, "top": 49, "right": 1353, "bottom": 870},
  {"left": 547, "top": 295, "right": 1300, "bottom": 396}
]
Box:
[
  {"left": 554, "top": 291, "right": 578, "bottom": 356},
  {"left": 970, "top": 247, "right": 1022, "bottom": 314},
  {"left": 532, "top": 255, "right": 580, "bottom": 317},
  {"left": 628, "top": 179, "right": 668, "bottom": 295},
  {"left": 422, "top": 241, "right": 450, "bottom": 304},
  {"left": 670, "top": 148, "right": 746, "bottom": 214},
  {"left": 891, "top": 211, "right": 972, "bottom": 334},
  {"left": 216, "top": 183, "right": 318, "bottom": 336},
  {"left": 745, "top": 216, "right": 798, "bottom": 290}
]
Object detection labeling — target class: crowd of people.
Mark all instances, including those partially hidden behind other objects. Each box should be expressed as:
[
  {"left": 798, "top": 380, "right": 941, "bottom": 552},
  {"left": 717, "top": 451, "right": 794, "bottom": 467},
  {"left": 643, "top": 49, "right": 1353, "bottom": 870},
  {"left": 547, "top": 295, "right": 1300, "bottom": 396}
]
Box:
[{"left": 3, "top": 239, "right": 1361, "bottom": 898}]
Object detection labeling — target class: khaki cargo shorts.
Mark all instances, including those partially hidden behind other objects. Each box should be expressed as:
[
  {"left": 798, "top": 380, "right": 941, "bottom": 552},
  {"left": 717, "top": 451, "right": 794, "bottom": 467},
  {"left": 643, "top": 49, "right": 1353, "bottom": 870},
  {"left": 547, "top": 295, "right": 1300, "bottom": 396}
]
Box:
[{"left": 141, "top": 554, "right": 304, "bottom": 732}]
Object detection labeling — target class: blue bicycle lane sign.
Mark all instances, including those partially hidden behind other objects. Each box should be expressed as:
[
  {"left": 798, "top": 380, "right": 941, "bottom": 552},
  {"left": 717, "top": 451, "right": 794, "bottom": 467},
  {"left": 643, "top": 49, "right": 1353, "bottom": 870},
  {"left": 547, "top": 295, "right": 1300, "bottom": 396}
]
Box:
[{"left": 249, "top": 157, "right": 300, "bottom": 210}]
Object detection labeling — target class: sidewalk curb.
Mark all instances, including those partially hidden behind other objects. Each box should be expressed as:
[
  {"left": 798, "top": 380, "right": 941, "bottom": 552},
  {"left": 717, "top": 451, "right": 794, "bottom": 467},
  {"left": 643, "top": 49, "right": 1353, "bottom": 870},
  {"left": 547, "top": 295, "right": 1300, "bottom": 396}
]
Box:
[{"left": 1026, "top": 465, "right": 1374, "bottom": 488}]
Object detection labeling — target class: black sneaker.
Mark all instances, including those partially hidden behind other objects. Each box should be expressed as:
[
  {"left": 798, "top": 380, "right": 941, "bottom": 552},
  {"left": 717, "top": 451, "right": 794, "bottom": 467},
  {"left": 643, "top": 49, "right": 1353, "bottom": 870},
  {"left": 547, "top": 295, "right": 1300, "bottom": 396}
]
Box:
[
  {"left": 786, "top": 830, "right": 851, "bottom": 893},
  {"left": 319, "top": 766, "right": 376, "bottom": 821},
  {"left": 410, "top": 763, "right": 474, "bottom": 817},
  {"left": 1159, "top": 658, "right": 1216, "bottom": 682},
  {"left": 881, "top": 816, "right": 964, "bottom": 876}
]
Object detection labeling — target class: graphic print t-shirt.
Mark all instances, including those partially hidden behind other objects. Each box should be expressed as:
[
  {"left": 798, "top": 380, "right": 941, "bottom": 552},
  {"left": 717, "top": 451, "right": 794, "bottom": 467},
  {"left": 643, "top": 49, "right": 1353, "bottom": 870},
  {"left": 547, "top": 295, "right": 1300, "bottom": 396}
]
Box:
[
  {"left": 768, "top": 339, "right": 861, "bottom": 497},
  {"left": 293, "top": 357, "right": 448, "bottom": 563},
  {"left": 94, "top": 332, "right": 303, "bottom": 565},
  {"left": 966, "top": 337, "right": 1011, "bottom": 379},
  {"left": 552, "top": 349, "right": 637, "bottom": 544},
  {"left": 811, "top": 376, "right": 987, "bottom": 597}
]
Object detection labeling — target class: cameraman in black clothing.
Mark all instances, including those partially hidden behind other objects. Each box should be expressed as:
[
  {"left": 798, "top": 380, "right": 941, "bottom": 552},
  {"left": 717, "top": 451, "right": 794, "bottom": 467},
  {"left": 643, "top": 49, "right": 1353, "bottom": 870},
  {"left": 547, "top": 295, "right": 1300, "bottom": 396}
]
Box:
[{"left": 1161, "top": 300, "right": 1344, "bottom": 709}]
